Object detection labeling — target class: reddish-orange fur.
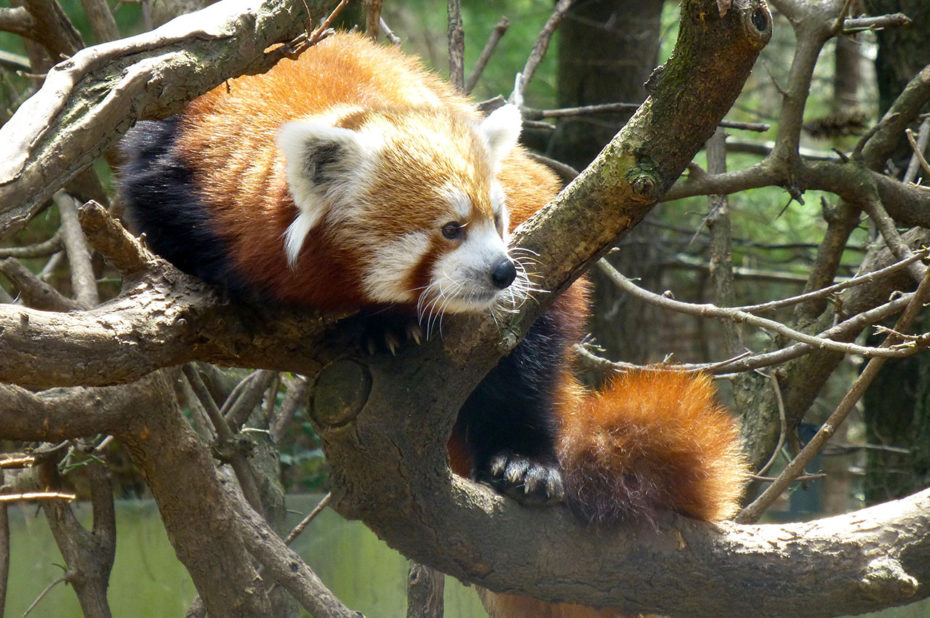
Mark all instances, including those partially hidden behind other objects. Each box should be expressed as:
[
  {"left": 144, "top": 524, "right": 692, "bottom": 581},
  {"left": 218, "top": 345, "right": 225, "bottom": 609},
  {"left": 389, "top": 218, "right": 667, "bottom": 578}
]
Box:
[
  {"left": 172, "top": 32, "right": 513, "bottom": 309},
  {"left": 163, "top": 32, "right": 746, "bottom": 617},
  {"left": 558, "top": 370, "right": 750, "bottom": 525}
]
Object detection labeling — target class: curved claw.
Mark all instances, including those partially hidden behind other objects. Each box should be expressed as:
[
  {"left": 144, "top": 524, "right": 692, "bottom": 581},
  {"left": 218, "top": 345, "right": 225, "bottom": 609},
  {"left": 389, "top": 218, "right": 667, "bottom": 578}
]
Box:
[{"left": 481, "top": 451, "right": 565, "bottom": 506}]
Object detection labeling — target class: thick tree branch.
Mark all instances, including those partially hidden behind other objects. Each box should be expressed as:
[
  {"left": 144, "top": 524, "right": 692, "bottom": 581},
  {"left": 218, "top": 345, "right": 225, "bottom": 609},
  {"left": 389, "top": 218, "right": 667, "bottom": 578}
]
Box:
[{"left": 0, "top": 0, "right": 339, "bottom": 238}]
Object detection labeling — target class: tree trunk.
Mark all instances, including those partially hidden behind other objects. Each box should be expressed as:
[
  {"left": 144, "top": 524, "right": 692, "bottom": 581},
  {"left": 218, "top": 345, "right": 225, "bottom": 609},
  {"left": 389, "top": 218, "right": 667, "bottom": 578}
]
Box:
[{"left": 550, "top": 0, "right": 665, "bottom": 365}]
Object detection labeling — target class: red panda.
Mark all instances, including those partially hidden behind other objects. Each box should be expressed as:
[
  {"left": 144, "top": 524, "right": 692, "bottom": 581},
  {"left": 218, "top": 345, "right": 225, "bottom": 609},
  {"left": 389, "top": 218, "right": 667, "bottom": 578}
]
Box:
[{"left": 119, "top": 31, "right": 749, "bottom": 617}]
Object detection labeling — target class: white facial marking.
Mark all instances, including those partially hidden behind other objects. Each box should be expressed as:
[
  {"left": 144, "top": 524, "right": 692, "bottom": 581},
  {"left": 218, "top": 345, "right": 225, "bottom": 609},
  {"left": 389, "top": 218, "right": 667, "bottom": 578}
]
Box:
[
  {"left": 361, "top": 231, "right": 431, "bottom": 303},
  {"left": 438, "top": 184, "right": 472, "bottom": 221},
  {"left": 426, "top": 220, "right": 512, "bottom": 313}
]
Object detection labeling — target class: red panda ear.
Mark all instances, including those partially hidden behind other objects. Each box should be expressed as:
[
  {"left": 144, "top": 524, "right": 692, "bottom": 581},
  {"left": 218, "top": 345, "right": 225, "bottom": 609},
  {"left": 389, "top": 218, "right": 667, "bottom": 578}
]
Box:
[
  {"left": 276, "top": 121, "right": 375, "bottom": 267},
  {"left": 479, "top": 104, "right": 522, "bottom": 170}
]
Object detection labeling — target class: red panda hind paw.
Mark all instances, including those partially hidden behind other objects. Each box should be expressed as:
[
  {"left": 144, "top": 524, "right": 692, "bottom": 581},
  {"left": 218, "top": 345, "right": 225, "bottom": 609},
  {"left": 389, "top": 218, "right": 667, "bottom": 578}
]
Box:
[{"left": 478, "top": 451, "right": 565, "bottom": 506}]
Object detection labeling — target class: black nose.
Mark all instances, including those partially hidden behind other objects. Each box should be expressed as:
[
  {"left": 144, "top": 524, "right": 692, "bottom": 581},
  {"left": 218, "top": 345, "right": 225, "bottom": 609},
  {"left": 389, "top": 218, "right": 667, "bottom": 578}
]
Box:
[{"left": 490, "top": 258, "right": 517, "bottom": 290}]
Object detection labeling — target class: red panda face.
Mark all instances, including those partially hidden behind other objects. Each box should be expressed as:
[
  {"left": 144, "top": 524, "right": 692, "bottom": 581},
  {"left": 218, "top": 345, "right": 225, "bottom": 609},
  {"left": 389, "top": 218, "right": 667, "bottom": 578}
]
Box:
[{"left": 276, "top": 103, "right": 531, "bottom": 323}]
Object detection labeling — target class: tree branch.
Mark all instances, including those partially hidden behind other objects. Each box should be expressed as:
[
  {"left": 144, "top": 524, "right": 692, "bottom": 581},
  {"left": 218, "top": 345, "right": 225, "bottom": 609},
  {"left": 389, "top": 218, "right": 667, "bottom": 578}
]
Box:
[{"left": 0, "top": 0, "right": 339, "bottom": 238}]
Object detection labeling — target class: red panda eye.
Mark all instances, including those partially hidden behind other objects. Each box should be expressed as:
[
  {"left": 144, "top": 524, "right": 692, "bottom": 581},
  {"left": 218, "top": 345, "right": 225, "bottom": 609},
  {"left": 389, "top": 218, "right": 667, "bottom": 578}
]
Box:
[{"left": 442, "top": 222, "right": 465, "bottom": 240}]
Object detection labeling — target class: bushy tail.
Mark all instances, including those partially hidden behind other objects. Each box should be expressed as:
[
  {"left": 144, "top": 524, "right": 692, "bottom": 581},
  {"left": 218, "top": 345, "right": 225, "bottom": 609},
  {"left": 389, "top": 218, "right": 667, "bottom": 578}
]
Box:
[{"left": 557, "top": 369, "right": 750, "bottom": 527}]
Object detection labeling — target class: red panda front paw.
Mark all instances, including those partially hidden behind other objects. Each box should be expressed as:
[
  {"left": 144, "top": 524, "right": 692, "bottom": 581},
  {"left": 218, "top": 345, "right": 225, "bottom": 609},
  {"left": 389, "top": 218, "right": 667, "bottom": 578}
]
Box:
[
  {"left": 480, "top": 451, "right": 565, "bottom": 506},
  {"left": 361, "top": 315, "right": 425, "bottom": 355}
]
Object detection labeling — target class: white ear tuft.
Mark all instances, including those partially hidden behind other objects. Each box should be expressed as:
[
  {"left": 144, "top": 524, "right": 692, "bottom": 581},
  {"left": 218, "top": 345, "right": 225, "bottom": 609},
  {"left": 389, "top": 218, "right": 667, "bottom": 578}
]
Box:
[
  {"left": 276, "top": 121, "right": 372, "bottom": 267},
  {"left": 283, "top": 210, "right": 321, "bottom": 268},
  {"left": 479, "top": 104, "right": 522, "bottom": 168}
]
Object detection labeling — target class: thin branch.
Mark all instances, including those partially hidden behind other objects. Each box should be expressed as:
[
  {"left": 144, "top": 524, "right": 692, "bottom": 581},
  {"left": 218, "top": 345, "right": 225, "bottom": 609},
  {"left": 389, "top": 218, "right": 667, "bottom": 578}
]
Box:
[
  {"left": 904, "top": 124, "right": 930, "bottom": 182},
  {"left": 0, "top": 231, "right": 61, "bottom": 258},
  {"left": 516, "top": 0, "right": 574, "bottom": 96},
  {"left": 56, "top": 193, "right": 99, "bottom": 308},
  {"left": 379, "top": 17, "right": 401, "bottom": 45},
  {"left": 221, "top": 369, "right": 278, "bottom": 430},
  {"left": 731, "top": 249, "right": 929, "bottom": 315},
  {"left": 0, "top": 257, "right": 82, "bottom": 311},
  {"left": 753, "top": 371, "right": 787, "bottom": 477},
  {"left": 271, "top": 375, "right": 311, "bottom": 443},
  {"left": 464, "top": 17, "right": 509, "bottom": 95},
  {"left": 231, "top": 489, "right": 358, "bottom": 618},
  {"left": 598, "top": 259, "right": 928, "bottom": 359},
  {"left": 23, "top": 576, "right": 67, "bottom": 617},
  {"left": 842, "top": 13, "right": 911, "bottom": 33},
  {"left": 182, "top": 364, "right": 264, "bottom": 515},
  {"left": 526, "top": 102, "right": 640, "bottom": 119},
  {"left": 861, "top": 196, "right": 926, "bottom": 283},
  {"left": 284, "top": 492, "right": 331, "bottom": 545},
  {"left": 447, "top": 0, "right": 464, "bottom": 92},
  {"left": 737, "top": 266, "right": 930, "bottom": 523}
]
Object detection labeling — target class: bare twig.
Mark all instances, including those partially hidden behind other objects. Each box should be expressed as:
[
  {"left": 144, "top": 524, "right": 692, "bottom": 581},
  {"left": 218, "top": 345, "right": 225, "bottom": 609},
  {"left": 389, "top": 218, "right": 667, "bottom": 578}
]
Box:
[
  {"left": 221, "top": 369, "right": 278, "bottom": 430},
  {"left": 0, "top": 455, "right": 36, "bottom": 468},
  {"left": 379, "top": 17, "right": 401, "bottom": 45},
  {"left": 861, "top": 196, "right": 927, "bottom": 283},
  {"left": 0, "top": 257, "right": 81, "bottom": 311},
  {"left": 905, "top": 124, "right": 930, "bottom": 182},
  {"left": 731, "top": 249, "right": 929, "bottom": 314},
  {"left": 525, "top": 102, "right": 640, "bottom": 119},
  {"left": 182, "top": 364, "right": 264, "bottom": 515},
  {"left": 754, "top": 371, "right": 787, "bottom": 477},
  {"left": 464, "top": 17, "right": 509, "bottom": 94},
  {"left": 56, "top": 193, "right": 99, "bottom": 308},
  {"left": 517, "top": 0, "right": 574, "bottom": 96},
  {"left": 737, "top": 266, "right": 930, "bottom": 523},
  {"left": 270, "top": 375, "right": 311, "bottom": 443},
  {"left": 284, "top": 492, "right": 331, "bottom": 545},
  {"left": 598, "top": 259, "right": 929, "bottom": 359},
  {"left": 23, "top": 576, "right": 67, "bottom": 617},
  {"left": 842, "top": 13, "right": 911, "bottom": 33},
  {"left": 231, "top": 489, "right": 358, "bottom": 618},
  {"left": 0, "top": 231, "right": 61, "bottom": 258},
  {"left": 831, "top": 0, "right": 854, "bottom": 33}
]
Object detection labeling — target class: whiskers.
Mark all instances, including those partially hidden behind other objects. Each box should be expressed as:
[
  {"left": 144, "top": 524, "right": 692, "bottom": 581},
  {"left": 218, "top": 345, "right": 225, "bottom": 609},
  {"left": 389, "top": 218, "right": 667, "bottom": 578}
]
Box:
[
  {"left": 415, "top": 278, "right": 462, "bottom": 339},
  {"left": 412, "top": 249, "right": 548, "bottom": 341},
  {"left": 494, "top": 248, "right": 546, "bottom": 315}
]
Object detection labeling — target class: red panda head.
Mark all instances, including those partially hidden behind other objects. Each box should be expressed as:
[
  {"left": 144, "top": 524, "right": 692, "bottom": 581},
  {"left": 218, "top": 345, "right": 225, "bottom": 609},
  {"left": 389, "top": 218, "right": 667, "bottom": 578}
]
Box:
[{"left": 276, "top": 103, "right": 531, "bottom": 322}]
